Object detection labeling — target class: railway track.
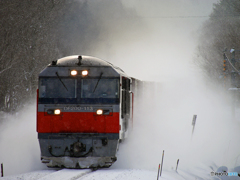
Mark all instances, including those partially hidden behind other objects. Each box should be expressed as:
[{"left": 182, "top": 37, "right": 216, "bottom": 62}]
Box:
[{"left": 38, "top": 169, "right": 92, "bottom": 180}]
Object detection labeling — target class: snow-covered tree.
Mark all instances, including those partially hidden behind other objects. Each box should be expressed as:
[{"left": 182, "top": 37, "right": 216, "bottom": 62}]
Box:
[
  {"left": 0, "top": 0, "right": 141, "bottom": 113},
  {"left": 196, "top": 0, "right": 240, "bottom": 87}
]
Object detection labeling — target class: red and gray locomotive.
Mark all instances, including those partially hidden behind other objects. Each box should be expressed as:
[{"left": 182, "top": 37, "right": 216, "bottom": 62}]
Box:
[{"left": 37, "top": 55, "right": 136, "bottom": 168}]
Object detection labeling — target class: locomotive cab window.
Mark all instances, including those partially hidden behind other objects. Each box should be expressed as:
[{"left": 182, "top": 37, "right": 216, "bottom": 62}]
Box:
[
  {"left": 39, "top": 78, "right": 77, "bottom": 98},
  {"left": 80, "top": 78, "right": 119, "bottom": 104},
  {"left": 81, "top": 79, "right": 119, "bottom": 99}
]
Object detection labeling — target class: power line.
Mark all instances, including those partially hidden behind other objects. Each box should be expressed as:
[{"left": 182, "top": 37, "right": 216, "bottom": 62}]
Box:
[
  {"left": 138, "top": 15, "right": 240, "bottom": 19},
  {"left": 140, "top": 15, "right": 210, "bottom": 19}
]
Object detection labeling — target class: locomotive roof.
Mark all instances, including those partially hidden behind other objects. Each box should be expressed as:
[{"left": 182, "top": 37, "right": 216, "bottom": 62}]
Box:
[
  {"left": 56, "top": 55, "right": 112, "bottom": 67},
  {"left": 49, "top": 55, "right": 129, "bottom": 77}
]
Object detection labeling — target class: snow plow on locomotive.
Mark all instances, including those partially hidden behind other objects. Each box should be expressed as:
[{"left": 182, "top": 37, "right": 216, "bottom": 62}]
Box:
[{"left": 37, "top": 55, "right": 137, "bottom": 168}]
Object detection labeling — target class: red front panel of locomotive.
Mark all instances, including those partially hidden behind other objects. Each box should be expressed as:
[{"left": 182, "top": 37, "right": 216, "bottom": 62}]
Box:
[{"left": 37, "top": 110, "right": 119, "bottom": 133}]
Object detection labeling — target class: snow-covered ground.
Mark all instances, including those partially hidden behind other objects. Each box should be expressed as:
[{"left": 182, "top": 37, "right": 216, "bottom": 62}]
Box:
[
  {"left": 0, "top": 168, "right": 210, "bottom": 180},
  {"left": 1, "top": 164, "right": 240, "bottom": 180}
]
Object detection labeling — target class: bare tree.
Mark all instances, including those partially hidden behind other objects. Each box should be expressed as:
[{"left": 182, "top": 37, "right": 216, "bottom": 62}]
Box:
[
  {"left": 196, "top": 0, "right": 240, "bottom": 87},
  {"left": 0, "top": 0, "right": 142, "bottom": 113}
]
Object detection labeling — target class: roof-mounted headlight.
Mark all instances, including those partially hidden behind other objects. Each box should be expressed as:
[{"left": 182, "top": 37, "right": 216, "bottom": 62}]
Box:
[
  {"left": 71, "top": 70, "right": 78, "bottom": 76},
  {"left": 82, "top": 70, "right": 88, "bottom": 76}
]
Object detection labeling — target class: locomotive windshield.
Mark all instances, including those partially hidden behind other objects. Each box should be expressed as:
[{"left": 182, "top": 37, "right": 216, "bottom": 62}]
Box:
[
  {"left": 38, "top": 78, "right": 119, "bottom": 104},
  {"left": 39, "top": 78, "right": 77, "bottom": 98},
  {"left": 81, "top": 79, "right": 119, "bottom": 98}
]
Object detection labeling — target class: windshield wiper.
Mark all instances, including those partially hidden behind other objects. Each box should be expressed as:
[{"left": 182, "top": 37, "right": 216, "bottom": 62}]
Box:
[
  {"left": 92, "top": 72, "right": 103, "bottom": 93},
  {"left": 56, "top": 72, "right": 68, "bottom": 91}
]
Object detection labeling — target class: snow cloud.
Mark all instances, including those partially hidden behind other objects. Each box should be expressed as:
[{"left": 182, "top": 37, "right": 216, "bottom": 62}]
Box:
[
  {"left": 0, "top": 101, "right": 46, "bottom": 176},
  {"left": 96, "top": 0, "right": 240, "bottom": 173}
]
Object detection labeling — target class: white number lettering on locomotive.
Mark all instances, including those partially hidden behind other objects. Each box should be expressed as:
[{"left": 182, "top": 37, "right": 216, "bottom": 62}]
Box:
[{"left": 63, "top": 106, "right": 93, "bottom": 111}]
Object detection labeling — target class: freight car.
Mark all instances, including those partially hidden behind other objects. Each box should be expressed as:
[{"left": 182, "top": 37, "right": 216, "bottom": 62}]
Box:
[{"left": 37, "top": 55, "right": 138, "bottom": 168}]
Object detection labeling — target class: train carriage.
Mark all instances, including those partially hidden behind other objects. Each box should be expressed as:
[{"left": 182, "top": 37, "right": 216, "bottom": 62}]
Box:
[{"left": 37, "top": 55, "right": 134, "bottom": 168}]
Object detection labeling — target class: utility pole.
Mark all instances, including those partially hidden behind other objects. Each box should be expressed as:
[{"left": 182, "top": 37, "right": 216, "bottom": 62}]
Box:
[
  {"left": 223, "top": 53, "right": 227, "bottom": 87},
  {"left": 230, "top": 48, "right": 237, "bottom": 120},
  {"left": 224, "top": 48, "right": 240, "bottom": 120},
  {"left": 230, "top": 48, "right": 236, "bottom": 87}
]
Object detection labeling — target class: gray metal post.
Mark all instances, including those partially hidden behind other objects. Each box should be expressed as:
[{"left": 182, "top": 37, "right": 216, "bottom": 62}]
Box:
[
  {"left": 157, "top": 164, "right": 160, "bottom": 180},
  {"left": 192, "top": 115, "right": 197, "bottom": 136},
  {"left": 1, "top": 163, "right": 3, "bottom": 177},
  {"left": 176, "top": 159, "right": 179, "bottom": 172},
  {"left": 160, "top": 150, "right": 164, "bottom": 176}
]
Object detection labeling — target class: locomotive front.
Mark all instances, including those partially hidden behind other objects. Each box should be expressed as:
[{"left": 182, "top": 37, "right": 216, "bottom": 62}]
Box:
[{"left": 37, "top": 55, "right": 132, "bottom": 168}]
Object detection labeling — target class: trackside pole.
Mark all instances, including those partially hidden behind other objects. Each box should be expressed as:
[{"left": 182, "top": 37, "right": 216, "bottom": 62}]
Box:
[
  {"left": 157, "top": 164, "right": 160, "bottom": 180},
  {"left": 191, "top": 115, "right": 197, "bottom": 138},
  {"left": 160, "top": 150, "right": 164, "bottom": 176},
  {"left": 176, "top": 159, "right": 179, "bottom": 172},
  {"left": 1, "top": 163, "right": 3, "bottom": 177}
]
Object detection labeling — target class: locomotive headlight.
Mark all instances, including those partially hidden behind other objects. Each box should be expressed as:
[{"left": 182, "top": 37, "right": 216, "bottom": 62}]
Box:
[
  {"left": 71, "top": 70, "right": 78, "bottom": 76},
  {"left": 82, "top": 70, "right": 88, "bottom": 76},
  {"left": 96, "top": 109, "right": 103, "bottom": 115},
  {"left": 54, "top": 109, "right": 61, "bottom": 115}
]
